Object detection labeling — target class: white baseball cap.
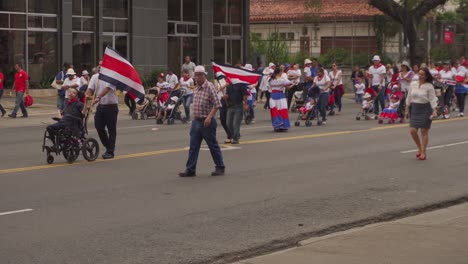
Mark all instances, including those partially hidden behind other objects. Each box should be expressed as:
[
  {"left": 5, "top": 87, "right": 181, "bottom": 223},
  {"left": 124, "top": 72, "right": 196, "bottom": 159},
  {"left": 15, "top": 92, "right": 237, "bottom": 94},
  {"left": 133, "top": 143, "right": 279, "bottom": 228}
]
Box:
[
  {"left": 372, "top": 55, "right": 381, "bottom": 61},
  {"left": 243, "top": 64, "right": 253, "bottom": 71},
  {"left": 304, "top": 59, "right": 312, "bottom": 64},
  {"left": 268, "top": 62, "right": 275, "bottom": 68},
  {"left": 401, "top": 61, "right": 410, "bottom": 68},
  {"left": 194, "top": 65, "right": 207, "bottom": 75},
  {"left": 170, "top": 96, "right": 179, "bottom": 102},
  {"left": 81, "top": 70, "right": 89, "bottom": 75}
]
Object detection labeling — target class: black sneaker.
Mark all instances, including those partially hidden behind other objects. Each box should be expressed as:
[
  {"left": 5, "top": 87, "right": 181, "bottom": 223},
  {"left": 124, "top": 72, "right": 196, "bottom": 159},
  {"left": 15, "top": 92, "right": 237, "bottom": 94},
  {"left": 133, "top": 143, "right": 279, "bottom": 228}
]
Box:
[
  {"left": 179, "top": 171, "right": 196, "bottom": 177},
  {"left": 102, "top": 153, "right": 114, "bottom": 159},
  {"left": 211, "top": 168, "right": 225, "bottom": 176},
  {"left": 1, "top": 111, "right": 5, "bottom": 117},
  {"left": 20, "top": 115, "right": 28, "bottom": 118},
  {"left": 8, "top": 114, "right": 16, "bottom": 118},
  {"left": 231, "top": 140, "right": 239, "bottom": 144}
]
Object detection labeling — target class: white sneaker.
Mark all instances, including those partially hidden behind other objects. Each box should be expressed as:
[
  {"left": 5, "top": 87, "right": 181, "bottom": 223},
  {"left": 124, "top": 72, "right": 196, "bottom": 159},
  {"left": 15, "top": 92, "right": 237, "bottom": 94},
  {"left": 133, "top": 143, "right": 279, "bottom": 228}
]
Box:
[
  {"left": 251, "top": 119, "right": 256, "bottom": 123},
  {"left": 459, "top": 112, "right": 464, "bottom": 117}
]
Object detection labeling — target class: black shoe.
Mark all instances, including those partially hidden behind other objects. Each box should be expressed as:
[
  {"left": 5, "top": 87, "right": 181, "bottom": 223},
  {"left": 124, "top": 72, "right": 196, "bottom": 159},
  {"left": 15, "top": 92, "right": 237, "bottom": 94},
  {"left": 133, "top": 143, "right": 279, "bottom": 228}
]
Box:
[
  {"left": 20, "top": 115, "right": 28, "bottom": 118},
  {"left": 179, "top": 171, "right": 196, "bottom": 177},
  {"left": 8, "top": 114, "right": 16, "bottom": 118},
  {"left": 231, "top": 140, "right": 239, "bottom": 144},
  {"left": 1, "top": 111, "right": 5, "bottom": 117},
  {"left": 211, "top": 168, "right": 225, "bottom": 176},
  {"left": 102, "top": 153, "right": 114, "bottom": 159}
]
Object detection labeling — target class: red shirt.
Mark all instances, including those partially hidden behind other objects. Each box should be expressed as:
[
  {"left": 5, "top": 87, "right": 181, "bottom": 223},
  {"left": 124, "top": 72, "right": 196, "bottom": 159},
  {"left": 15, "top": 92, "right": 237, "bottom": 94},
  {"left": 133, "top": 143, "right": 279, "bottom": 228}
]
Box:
[
  {"left": 462, "top": 60, "right": 468, "bottom": 67},
  {"left": 14, "top": 70, "right": 28, "bottom": 93},
  {"left": 0, "top": 72, "right": 4, "bottom": 89}
]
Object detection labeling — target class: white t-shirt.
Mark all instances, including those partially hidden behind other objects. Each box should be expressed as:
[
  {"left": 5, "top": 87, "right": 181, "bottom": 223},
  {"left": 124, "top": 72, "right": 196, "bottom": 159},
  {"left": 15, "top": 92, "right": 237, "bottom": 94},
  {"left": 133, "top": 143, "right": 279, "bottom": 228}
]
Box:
[
  {"left": 354, "top": 83, "right": 365, "bottom": 94},
  {"left": 429, "top": 69, "right": 439, "bottom": 78},
  {"left": 329, "top": 70, "right": 343, "bottom": 86},
  {"left": 412, "top": 73, "right": 419, "bottom": 83},
  {"left": 260, "top": 75, "right": 270, "bottom": 92},
  {"left": 281, "top": 72, "right": 288, "bottom": 80},
  {"left": 166, "top": 74, "right": 179, "bottom": 89},
  {"left": 157, "top": 81, "right": 171, "bottom": 94},
  {"left": 87, "top": 73, "right": 118, "bottom": 105},
  {"left": 368, "top": 65, "right": 386, "bottom": 86},
  {"left": 440, "top": 69, "right": 456, "bottom": 84},
  {"left": 399, "top": 71, "right": 414, "bottom": 93},
  {"left": 314, "top": 75, "right": 331, "bottom": 93},
  {"left": 453, "top": 66, "right": 467, "bottom": 77},
  {"left": 80, "top": 76, "right": 89, "bottom": 86},
  {"left": 63, "top": 76, "right": 81, "bottom": 98},
  {"left": 304, "top": 66, "right": 311, "bottom": 78},
  {"left": 179, "top": 77, "right": 194, "bottom": 95},
  {"left": 287, "top": 69, "right": 301, "bottom": 84}
]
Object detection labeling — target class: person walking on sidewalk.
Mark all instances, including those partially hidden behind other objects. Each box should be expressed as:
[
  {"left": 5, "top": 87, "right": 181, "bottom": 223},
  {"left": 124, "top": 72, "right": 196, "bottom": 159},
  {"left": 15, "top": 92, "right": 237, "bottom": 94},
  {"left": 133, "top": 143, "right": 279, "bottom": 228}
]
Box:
[
  {"left": 86, "top": 63, "right": 119, "bottom": 159},
  {"left": 54, "top": 63, "right": 68, "bottom": 111},
  {"left": 8, "top": 64, "right": 29, "bottom": 118},
  {"left": 0, "top": 68, "right": 6, "bottom": 116},
  {"left": 369, "top": 55, "right": 386, "bottom": 116},
  {"left": 179, "top": 65, "right": 225, "bottom": 177}
]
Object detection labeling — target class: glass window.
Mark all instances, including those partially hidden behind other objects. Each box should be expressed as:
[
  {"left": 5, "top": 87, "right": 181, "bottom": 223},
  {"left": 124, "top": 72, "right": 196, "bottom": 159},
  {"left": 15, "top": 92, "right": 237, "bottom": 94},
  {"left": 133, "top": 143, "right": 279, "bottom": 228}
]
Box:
[
  {"left": 73, "top": 33, "right": 95, "bottom": 69},
  {"left": 102, "top": 35, "right": 113, "bottom": 54},
  {"left": 103, "top": 19, "right": 113, "bottom": 32},
  {"left": 214, "top": 39, "right": 225, "bottom": 63},
  {"left": 0, "top": 0, "right": 26, "bottom": 12},
  {"left": 103, "top": 0, "right": 128, "bottom": 17},
  {"left": 73, "top": 0, "right": 81, "bottom": 16},
  {"left": 115, "top": 20, "right": 128, "bottom": 33},
  {"left": 182, "top": 37, "right": 198, "bottom": 65},
  {"left": 229, "top": 0, "right": 241, "bottom": 24},
  {"left": 28, "top": 31, "right": 58, "bottom": 85},
  {"left": 183, "top": 0, "right": 198, "bottom": 22},
  {"left": 0, "top": 31, "right": 26, "bottom": 87},
  {"left": 0, "top": 14, "right": 8, "bottom": 28},
  {"left": 28, "top": 0, "right": 58, "bottom": 14},
  {"left": 72, "top": 17, "right": 81, "bottom": 31},
  {"left": 82, "top": 0, "right": 95, "bottom": 16},
  {"left": 43, "top": 17, "right": 57, "bottom": 28},
  {"left": 168, "top": 36, "right": 181, "bottom": 74},
  {"left": 115, "top": 36, "right": 128, "bottom": 58},
  {"left": 231, "top": 39, "right": 241, "bottom": 65},
  {"left": 168, "top": 0, "right": 181, "bottom": 21},
  {"left": 213, "top": 0, "right": 226, "bottom": 23},
  {"left": 28, "top": 16, "right": 42, "bottom": 28},
  {"left": 10, "top": 14, "right": 26, "bottom": 29},
  {"left": 83, "top": 17, "right": 94, "bottom": 31}
]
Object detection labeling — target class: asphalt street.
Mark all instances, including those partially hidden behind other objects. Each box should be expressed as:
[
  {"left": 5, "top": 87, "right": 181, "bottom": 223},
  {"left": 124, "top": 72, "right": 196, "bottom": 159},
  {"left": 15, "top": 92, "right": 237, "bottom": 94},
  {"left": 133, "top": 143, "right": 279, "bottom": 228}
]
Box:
[{"left": 1, "top": 98, "right": 468, "bottom": 264}]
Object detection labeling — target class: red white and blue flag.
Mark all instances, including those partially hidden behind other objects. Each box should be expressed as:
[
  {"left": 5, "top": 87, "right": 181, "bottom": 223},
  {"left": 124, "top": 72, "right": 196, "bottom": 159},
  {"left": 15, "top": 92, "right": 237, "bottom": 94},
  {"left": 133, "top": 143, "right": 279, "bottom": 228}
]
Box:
[
  {"left": 99, "top": 46, "right": 145, "bottom": 102},
  {"left": 212, "top": 62, "right": 261, "bottom": 85}
]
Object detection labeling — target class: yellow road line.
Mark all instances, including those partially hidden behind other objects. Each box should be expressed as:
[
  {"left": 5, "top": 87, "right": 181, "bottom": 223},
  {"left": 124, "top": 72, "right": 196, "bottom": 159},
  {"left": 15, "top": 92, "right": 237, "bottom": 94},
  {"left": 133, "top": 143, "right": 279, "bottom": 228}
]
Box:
[{"left": 0, "top": 117, "right": 467, "bottom": 175}]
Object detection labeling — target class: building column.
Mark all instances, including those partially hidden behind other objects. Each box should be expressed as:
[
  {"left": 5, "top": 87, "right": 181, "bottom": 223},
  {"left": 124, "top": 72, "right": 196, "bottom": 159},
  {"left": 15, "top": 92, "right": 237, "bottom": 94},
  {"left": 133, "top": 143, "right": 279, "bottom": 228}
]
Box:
[
  {"left": 200, "top": 0, "right": 214, "bottom": 72},
  {"left": 61, "top": 0, "right": 73, "bottom": 64},
  {"left": 131, "top": 0, "right": 168, "bottom": 75},
  {"left": 243, "top": 0, "right": 250, "bottom": 65}
]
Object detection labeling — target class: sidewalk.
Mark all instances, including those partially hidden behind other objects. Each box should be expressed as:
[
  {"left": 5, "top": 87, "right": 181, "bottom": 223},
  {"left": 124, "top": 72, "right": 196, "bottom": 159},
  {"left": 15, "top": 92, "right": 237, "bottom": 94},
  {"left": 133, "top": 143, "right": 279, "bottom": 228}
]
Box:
[{"left": 236, "top": 203, "right": 468, "bottom": 264}]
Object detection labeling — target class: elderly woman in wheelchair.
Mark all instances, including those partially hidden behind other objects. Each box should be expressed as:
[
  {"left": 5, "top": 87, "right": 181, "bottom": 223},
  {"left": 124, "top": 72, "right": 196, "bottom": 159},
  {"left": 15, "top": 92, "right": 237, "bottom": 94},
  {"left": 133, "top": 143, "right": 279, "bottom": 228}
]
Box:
[{"left": 42, "top": 87, "right": 99, "bottom": 164}]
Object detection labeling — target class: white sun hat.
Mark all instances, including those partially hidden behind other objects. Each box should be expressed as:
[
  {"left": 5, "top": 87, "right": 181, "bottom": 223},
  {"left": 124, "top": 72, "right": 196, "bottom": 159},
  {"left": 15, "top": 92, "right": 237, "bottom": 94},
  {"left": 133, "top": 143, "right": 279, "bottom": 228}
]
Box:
[
  {"left": 372, "top": 55, "right": 381, "bottom": 61},
  {"left": 194, "top": 65, "right": 207, "bottom": 75},
  {"left": 66, "top": 68, "right": 76, "bottom": 75}
]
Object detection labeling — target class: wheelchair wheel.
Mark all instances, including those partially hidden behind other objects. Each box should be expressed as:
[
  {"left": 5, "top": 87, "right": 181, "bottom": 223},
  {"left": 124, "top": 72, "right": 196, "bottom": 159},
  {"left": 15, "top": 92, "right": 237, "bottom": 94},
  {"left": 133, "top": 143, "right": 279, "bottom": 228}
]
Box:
[
  {"left": 356, "top": 116, "right": 361, "bottom": 120},
  {"left": 47, "top": 155, "right": 54, "bottom": 164},
  {"left": 82, "top": 138, "right": 100, "bottom": 161},
  {"left": 63, "top": 145, "right": 80, "bottom": 164}
]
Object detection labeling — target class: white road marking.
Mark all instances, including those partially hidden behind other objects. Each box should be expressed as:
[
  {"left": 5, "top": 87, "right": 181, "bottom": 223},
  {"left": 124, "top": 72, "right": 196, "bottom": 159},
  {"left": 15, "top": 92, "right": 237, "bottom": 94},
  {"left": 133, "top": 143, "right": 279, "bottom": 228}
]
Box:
[
  {"left": 89, "top": 125, "right": 158, "bottom": 132},
  {"left": 400, "top": 141, "right": 468, "bottom": 154},
  {"left": 0, "top": 208, "right": 34, "bottom": 216}
]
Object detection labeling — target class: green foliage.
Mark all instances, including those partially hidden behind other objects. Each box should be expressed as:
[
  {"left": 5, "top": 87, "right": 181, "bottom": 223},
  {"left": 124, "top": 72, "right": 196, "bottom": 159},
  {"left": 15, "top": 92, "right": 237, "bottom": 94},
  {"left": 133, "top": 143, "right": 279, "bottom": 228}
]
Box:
[
  {"left": 136, "top": 67, "right": 167, "bottom": 88},
  {"left": 38, "top": 75, "right": 55, "bottom": 89},
  {"left": 249, "top": 32, "right": 289, "bottom": 64},
  {"left": 431, "top": 46, "right": 450, "bottom": 62},
  {"left": 317, "top": 48, "right": 393, "bottom": 68},
  {"left": 436, "top": 11, "right": 464, "bottom": 23}
]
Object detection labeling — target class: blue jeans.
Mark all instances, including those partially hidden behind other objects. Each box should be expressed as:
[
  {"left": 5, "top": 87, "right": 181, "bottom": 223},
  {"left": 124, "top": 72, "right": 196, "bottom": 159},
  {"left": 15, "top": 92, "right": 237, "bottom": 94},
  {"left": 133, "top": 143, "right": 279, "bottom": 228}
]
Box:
[
  {"left": 0, "top": 89, "right": 5, "bottom": 113},
  {"left": 57, "top": 95, "right": 66, "bottom": 110},
  {"left": 226, "top": 105, "right": 243, "bottom": 141},
  {"left": 182, "top": 94, "right": 193, "bottom": 120},
  {"left": 318, "top": 92, "right": 329, "bottom": 121},
  {"left": 248, "top": 99, "right": 255, "bottom": 119},
  {"left": 372, "top": 85, "right": 385, "bottom": 115},
  {"left": 185, "top": 118, "right": 225, "bottom": 174},
  {"left": 11, "top": 92, "right": 28, "bottom": 117}
]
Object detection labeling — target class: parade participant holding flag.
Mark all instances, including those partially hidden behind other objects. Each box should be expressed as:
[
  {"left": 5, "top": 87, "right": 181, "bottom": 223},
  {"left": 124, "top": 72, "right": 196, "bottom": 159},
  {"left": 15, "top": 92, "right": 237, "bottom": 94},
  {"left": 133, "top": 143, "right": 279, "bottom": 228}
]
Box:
[{"left": 86, "top": 47, "right": 146, "bottom": 159}]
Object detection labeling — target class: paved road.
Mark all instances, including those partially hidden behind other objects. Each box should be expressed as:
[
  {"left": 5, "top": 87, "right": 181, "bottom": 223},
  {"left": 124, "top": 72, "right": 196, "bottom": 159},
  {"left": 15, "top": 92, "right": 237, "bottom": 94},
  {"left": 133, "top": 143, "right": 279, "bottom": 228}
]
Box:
[{"left": 1, "top": 98, "right": 468, "bottom": 264}]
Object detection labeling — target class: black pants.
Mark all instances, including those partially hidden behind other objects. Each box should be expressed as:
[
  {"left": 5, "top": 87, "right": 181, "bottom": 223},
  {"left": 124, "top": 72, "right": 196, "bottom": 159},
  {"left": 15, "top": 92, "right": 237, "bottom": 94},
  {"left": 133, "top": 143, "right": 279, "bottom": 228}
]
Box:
[
  {"left": 95, "top": 104, "right": 119, "bottom": 155},
  {"left": 287, "top": 85, "right": 299, "bottom": 110},
  {"left": 219, "top": 101, "right": 232, "bottom": 140},
  {"left": 0, "top": 89, "right": 5, "bottom": 114},
  {"left": 124, "top": 93, "right": 136, "bottom": 114},
  {"left": 456, "top": 93, "right": 466, "bottom": 113},
  {"left": 263, "top": 91, "right": 271, "bottom": 109},
  {"left": 444, "top": 86, "right": 454, "bottom": 109}
]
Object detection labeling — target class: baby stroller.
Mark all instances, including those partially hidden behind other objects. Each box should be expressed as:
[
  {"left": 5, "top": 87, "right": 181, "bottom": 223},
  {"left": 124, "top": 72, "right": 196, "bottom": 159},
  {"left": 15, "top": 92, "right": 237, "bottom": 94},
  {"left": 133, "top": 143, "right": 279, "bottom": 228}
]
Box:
[
  {"left": 156, "top": 89, "right": 187, "bottom": 125},
  {"left": 42, "top": 100, "right": 99, "bottom": 164},
  {"left": 291, "top": 89, "right": 306, "bottom": 113},
  {"left": 132, "top": 88, "right": 159, "bottom": 120},
  {"left": 327, "top": 90, "right": 336, "bottom": 116},
  {"left": 356, "top": 92, "right": 375, "bottom": 120},
  {"left": 294, "top": 96, "right": 319, "bottom": 127}
]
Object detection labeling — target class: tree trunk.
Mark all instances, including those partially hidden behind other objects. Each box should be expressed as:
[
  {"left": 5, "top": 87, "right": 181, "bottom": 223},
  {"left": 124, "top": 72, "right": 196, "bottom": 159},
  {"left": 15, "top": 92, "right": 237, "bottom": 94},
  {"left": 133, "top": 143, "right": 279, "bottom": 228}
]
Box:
[{"left": 406, "top": 17, "right": 425, "bottom": 65}]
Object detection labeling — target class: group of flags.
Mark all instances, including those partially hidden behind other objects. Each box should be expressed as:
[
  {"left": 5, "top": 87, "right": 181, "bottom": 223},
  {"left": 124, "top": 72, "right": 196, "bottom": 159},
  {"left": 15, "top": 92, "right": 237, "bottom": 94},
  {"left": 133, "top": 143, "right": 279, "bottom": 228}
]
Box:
[{"left": 99, "top": 47, "right": 261, "bottom": 104}]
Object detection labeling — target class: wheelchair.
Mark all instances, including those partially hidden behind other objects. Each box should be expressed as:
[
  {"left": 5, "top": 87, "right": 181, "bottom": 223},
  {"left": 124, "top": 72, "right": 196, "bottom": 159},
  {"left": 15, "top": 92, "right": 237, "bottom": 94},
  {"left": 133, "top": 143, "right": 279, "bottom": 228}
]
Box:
[{"left": 42, "top": 116, "right": 100, "bottom": 164}]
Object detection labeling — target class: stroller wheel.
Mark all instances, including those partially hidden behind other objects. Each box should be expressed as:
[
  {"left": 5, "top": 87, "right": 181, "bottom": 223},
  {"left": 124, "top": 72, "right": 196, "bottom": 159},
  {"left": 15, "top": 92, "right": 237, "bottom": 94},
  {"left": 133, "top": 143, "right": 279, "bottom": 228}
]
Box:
[
  {"left": 167, "top": 118, "right": 175, "bottom": 125},
  {"left": 46, "top": 155, "right": 54, "bottom": 164},
  {"left": 305, "top": 120, "right": 312, "bottom": 127},
  {"left": 132, "top": 112, "right": 139, "bottom": 120},
  {"left": 294, "top": 121, "right": 300, "bottom": 127},
  {"left": 181, "top": 118, "right": 188, "bottom": 124},
  {"left": 317, "top": 120, "right": 323, "bottom": 126},
  {"left": 378, "top": 119, "right": 383, "bottom": 124},
  {"left": 356, "top": 116, "right": 361, "bottom": 121},
  {"left": 141, "top": 112, "right": 148, "bottom": 120},
  {"left": 365, "top": 116, "right": 371, "bottom": 120},
  {"left": 328, "top": 111, "right": 335, "bottom": 116},
  {"left": 156, "top": 118, "right": 163, "bottom": 124}
]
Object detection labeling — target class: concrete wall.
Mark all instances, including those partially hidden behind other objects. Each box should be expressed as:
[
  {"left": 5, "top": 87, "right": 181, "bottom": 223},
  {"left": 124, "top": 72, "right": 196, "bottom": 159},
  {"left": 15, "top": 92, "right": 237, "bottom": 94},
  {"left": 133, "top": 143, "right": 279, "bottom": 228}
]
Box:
[{"left": 131, "top": 0, "right": 168, "bottom": 75}]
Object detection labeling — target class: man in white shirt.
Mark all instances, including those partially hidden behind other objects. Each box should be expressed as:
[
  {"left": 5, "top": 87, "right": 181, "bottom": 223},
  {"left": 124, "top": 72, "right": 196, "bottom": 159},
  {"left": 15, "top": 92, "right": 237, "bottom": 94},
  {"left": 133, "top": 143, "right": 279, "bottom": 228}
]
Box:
[
  {"left": 287, "top": 63, "right": 302, "bottom": 109},
  {"left": 85, "top": 62, "right": 119, "bottom": 159},
  {"left": 62, "top": 68, "right": 81, "bottom": 100},
  {"left": 181, "top": 56, "right": 196, "bottom": 78},
  {"left": 368, "top": 55, "right": 386, "bottom": 115},
  {"left": 166, "top": 70, "right": 179, "bottom": 90}
]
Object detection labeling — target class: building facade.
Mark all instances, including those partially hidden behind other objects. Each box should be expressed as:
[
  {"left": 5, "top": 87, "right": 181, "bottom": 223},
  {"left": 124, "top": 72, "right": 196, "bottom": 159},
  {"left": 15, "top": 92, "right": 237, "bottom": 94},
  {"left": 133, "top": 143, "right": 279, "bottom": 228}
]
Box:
[{"left": 0, "top": 0, "right": 249, "bottom": 87}]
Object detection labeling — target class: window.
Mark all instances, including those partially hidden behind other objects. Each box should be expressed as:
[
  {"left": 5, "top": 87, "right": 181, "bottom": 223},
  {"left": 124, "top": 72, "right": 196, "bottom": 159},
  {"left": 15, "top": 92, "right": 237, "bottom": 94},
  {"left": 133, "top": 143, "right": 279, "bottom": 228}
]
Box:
[
  {"left": 103, "top": 0, "right": 129, "bottom": 59},
  {"left": 0, "top": 31, "right": 26, "bottom": 87},
  {"left": 73, "top": 0, "right": 96, "bottom": 68},
  {"left": 28, "top": 0, "right": 58, "bottom": 14},
  {"left": 213, "top": 0, "right": 244, "bottom": 64},
  {"left": 28, "top": 31, "right": 58, "bottom": 85},
  {"left": 0, "top": 0, "right": 26, "bottom": 12},
  {"left": 103, "top": 0, "right": 128, "bottom": 17}
]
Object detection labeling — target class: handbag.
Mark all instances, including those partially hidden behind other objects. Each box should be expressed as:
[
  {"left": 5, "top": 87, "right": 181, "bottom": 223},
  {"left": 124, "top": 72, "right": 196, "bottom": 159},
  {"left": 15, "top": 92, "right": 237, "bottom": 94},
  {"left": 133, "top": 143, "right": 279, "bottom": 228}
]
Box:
[{"left": 24, "top": 94, "right": 34, "bottom": 107}]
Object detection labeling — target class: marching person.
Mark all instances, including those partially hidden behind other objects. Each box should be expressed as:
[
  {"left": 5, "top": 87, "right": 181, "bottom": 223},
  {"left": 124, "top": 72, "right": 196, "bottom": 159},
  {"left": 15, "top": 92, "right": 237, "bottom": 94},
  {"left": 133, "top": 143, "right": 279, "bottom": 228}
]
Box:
[
  {"left": 181, "top": 56, "right": 197, "bottom": 78},
  {"left": 54, "top": 63, "right": 68, "bottom": 111},
  {"left": 405, "top": 68, "right": 437, "bottom": 161},
  {"left": 8, "top": 63, "right": 29, "bottom": 118},
  {"left": 369, "top": 55, "right": 386, "bottom": 116},
  {"left": 86, "top": 62, "right": 119, "bottom": 159},
  {"left": 179, "top": 65, "right": 225, "bottom": 177},
  {"left": 62, "top": 68, "right": 81, "bottom": 110}
]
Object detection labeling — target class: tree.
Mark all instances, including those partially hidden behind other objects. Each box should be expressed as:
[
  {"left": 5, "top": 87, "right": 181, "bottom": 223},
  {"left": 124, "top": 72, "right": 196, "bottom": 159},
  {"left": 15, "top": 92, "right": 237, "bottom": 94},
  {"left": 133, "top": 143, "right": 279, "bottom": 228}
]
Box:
[{"left": 369, "top": 0, "right": 449, "bottom": 65}]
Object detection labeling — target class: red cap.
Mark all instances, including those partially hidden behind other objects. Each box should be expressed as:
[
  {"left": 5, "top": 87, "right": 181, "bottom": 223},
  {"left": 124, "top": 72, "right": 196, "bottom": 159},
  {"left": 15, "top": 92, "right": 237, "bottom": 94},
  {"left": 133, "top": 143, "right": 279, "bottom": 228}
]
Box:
[{"left": 159, "top": 73, "right": 165, "bottom": 78}]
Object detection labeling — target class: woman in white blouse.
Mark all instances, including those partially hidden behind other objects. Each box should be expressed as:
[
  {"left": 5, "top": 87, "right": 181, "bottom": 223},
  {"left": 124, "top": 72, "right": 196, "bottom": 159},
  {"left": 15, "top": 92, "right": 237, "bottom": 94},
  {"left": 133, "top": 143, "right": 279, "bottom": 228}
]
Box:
[
  {"left": 178, "top": 69, "right": 194, "bottom": 121},
  {"left": 329, "top": 63, "right": 344, "bottom": 113},
  {"left": 313, "top": 68, "right": 331, "bottom": 125},
  {"left": 405, "top": 68, "right": 438, "bottom": 160}
]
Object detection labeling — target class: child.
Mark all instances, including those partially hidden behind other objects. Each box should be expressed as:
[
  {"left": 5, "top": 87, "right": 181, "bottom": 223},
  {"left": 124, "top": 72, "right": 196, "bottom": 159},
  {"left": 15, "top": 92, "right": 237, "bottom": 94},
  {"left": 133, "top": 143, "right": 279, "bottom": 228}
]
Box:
[
  {"left": 247, "top": 83, "right": 257, "bottom": 123},
  {"left": 156, "top": 73, "right": 171, "bottom": 106},
  {"left": 354, "top": 77, "right": 365, "bottom": 104},
  {"left": 362, "top": 92, "right": 372, "bottom": 112},
  {"left": 162, "top": 96, "right": 178, "bottom": 120},
  {"left": 378, "top": 94, "right": 400, "bottom": 124},
  {"left": 299, "top": 97, "right": 316, "bottom": 120}
]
